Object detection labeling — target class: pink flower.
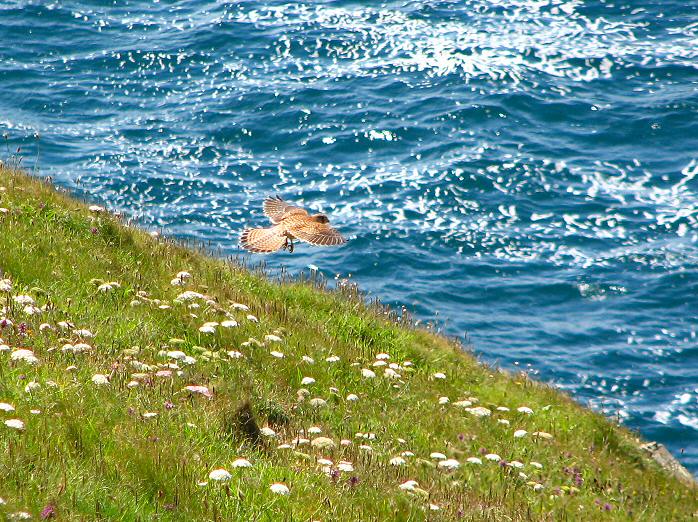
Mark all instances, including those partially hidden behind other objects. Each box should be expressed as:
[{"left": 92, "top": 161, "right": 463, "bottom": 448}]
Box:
[{"left": 184, "top": 385, "right": 212, "bottom": 398}]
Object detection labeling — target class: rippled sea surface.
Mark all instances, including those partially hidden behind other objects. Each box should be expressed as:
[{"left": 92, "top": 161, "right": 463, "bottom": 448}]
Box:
[{"left": 2, "top": 0, "right": 698, "bottom": 473}]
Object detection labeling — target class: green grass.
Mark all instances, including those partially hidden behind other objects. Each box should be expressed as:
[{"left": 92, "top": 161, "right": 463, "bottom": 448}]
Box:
[{"left": 0, "top": 165, "right": 695, "bottom": 521}]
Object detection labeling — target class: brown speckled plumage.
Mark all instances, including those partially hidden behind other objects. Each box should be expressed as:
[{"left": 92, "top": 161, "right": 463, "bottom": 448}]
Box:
[{"left": 240, "top": 196, "right": 346, "bottom": 253}]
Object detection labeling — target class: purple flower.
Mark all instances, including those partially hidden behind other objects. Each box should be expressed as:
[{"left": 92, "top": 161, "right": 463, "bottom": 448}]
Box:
[
  {"left": 348, "top": 476, "right": 359, "bottom": 487},
  {"left": 41, "top": 504, "right": 57, "bottom": 519},
  {"left": 604, "top": 503, "right": 613, "bottom": 511},
  {"left": 164, "top": 401, "right": 175, "bottom": 410}
]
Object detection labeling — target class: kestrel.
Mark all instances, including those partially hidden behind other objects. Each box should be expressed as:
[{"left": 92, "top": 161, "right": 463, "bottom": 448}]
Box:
[{"left": 240, "top": 196, "right": 346, "bottom": 253}]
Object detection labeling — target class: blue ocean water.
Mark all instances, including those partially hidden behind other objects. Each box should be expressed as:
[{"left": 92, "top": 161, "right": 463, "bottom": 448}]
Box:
[{"left": 1, "top": 1, "right": 697, "bottom": 473}]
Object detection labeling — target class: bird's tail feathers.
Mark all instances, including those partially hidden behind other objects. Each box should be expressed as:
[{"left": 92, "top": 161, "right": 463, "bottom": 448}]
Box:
[{"left": 240, "top": 226, "right": 286, "bottom": 253}]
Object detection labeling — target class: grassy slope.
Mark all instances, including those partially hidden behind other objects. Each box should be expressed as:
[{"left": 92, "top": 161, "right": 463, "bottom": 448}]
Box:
[{"left": 0, "top": 165, "right": 695, "bottom": 521}]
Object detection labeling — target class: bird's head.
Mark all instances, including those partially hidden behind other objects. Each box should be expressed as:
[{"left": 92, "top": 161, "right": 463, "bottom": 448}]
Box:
[{"left": 311, "top": 213, "right": 330, "bottom": 224}]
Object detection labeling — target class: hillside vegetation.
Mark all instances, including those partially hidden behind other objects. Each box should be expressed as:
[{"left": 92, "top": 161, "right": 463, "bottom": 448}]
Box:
[{"left": 0, "top": 165, "right": 696, "bottom": 521}]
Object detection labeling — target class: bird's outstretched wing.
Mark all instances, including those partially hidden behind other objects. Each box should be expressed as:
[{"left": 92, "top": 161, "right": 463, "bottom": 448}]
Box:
[
  {"left": 287, "top": 220, "right": 346, "bottom": 247},
  {"left": 240, "top": 226, "right": 286, "bottom": 253},
  {"left": 263, "top": 196, "right": 307, "bottom": 224}
]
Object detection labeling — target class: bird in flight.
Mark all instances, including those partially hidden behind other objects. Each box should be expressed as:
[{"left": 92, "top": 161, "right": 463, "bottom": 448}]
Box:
[{"left": 240, "top": 196, "right": 346, "bottom": 254}]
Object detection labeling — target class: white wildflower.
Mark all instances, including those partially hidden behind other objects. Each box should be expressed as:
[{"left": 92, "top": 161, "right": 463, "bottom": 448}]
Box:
[
  {"left": 533, "top": 483, "right": 545, "bottom": 491},
  {"left": 4, "top": 418, "right": 24, "bottom": 430},
  {"left": 311, "top": 437, "right": 335, "bottom": 449},
  {"left": 337, "top": 461, "right": 354, "bottom": 472},
  {"left": 430, "top": 452, "right": 447, "bottom": 460},
  {"left": 264, "top": 334, "right": 282, "bottom": 343},
  {"left": 399, "top": 480, "right": 419, "bottom": 491},
  {"left": 302, "top": 356, "right": 315, "bottom": 364},
  {"left": 209, "top": 468, "right": 232, "bottom": 481},
  {"left": 231, "top": 458, "right": 252, "bottom": 468},
  {"left": 11, "top": 349, "right": 38, "bottom": 364},
  {"left": 466, "top": 457, "right": 483, "bottom": 465},
  {"left": 260, "top": 427, "right": 276, "bottom": 437},
  {"left": 300, "top": 377, "right": 316, "bottom": 385},
  {"left": 514, "top": 430, "right": 528, "bottom": 438},
  {"left": 270, "top": 351, "right": 284, "bottom": 359},
  {"left": 532, "top": 431, "right": 553, "bottom": 439},
  {"left": 485, "top": 453, "right": 501, "bottom": 461},
  {"left": 467, "top": 407, "right": 491, "bottom": 417},
  {"left": 325, "top": 355, "right": 340, "bottom": 363},
  {"left": 246, "top": 314, "right": 258, "bottom": 323},
  {"left": 509, "top": 461, "right": 524, "bottom": 469},
  {"left": 176, "top": 291, "right": 205, "bottom": 301},
  {"left": 198, "top": 325, "right": 216, "bottom": 334},
  {"left": 438, "top": 459, "right": 460, "bottom": 470},
  {"left": 438, "top": 396, "right": 450, "bottom": 405},
  {"left": 269, "top": 483, "right": 290, "bottom": 495},
  {"left": 91, "top": 374, "right": 109, "bottom": 386},
  {"left": 309, "top": 398, "right": 327, "bottom": 408},
  {"left": 220, "top": 320, "right": 238, "bottom": 328},
  {"left": 346, "top": 393, "right": 359, "bottom": 401},
  {"left": 232, "top": 303, "right": 249, "bottom": 311},
  {"left": 390, "top": 456, "right": 407, "bottom": 466},
  {"left": 227, "top": 350, "right": 244, "bottom": 359},
  {"left": 142, "top": 412, "right": 158, "bottom": 419},
  {"left": 383, "top": 368, "right": 401, "bottom": 379},
  {"left": 375, "top": 353, "right": 390, "bottom": 360},
  {"left": 530, "top": 461, "right": 543, "bottom": 469},
  {"left": 432, "top": 372, "right": 446, "bottom": 380},
  {"left": 361, "top": 368, "right": 376, "bottom": 379},
  {"left": 496, "top": 406, "right": 510, "bottom": 412},
  {"left": 24, "top": 381, "right": 40, "bottom": 393},
  {"left": 307, "top": 426, "right": 322, "bottom": 434},
  {"left": 0, "top": 279, "right": 12, "bottom": 292},
  {"left": 517, "top": 406, "right": 534, "bottom": 414},
  {"left": 13, "top": 295, "right": 34, "bottom": 305},
  {"left": 0, "top": 402, "right": 15, "bottom": 412},
  {"left": 89, "top": 204, "right": 105, "bottom": 213},
  {"left": 23, "top": 305, "right": 41, "bottom": 315},
  {"left": 498, "top": 419, "right": 510, "bottom": 426}
]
